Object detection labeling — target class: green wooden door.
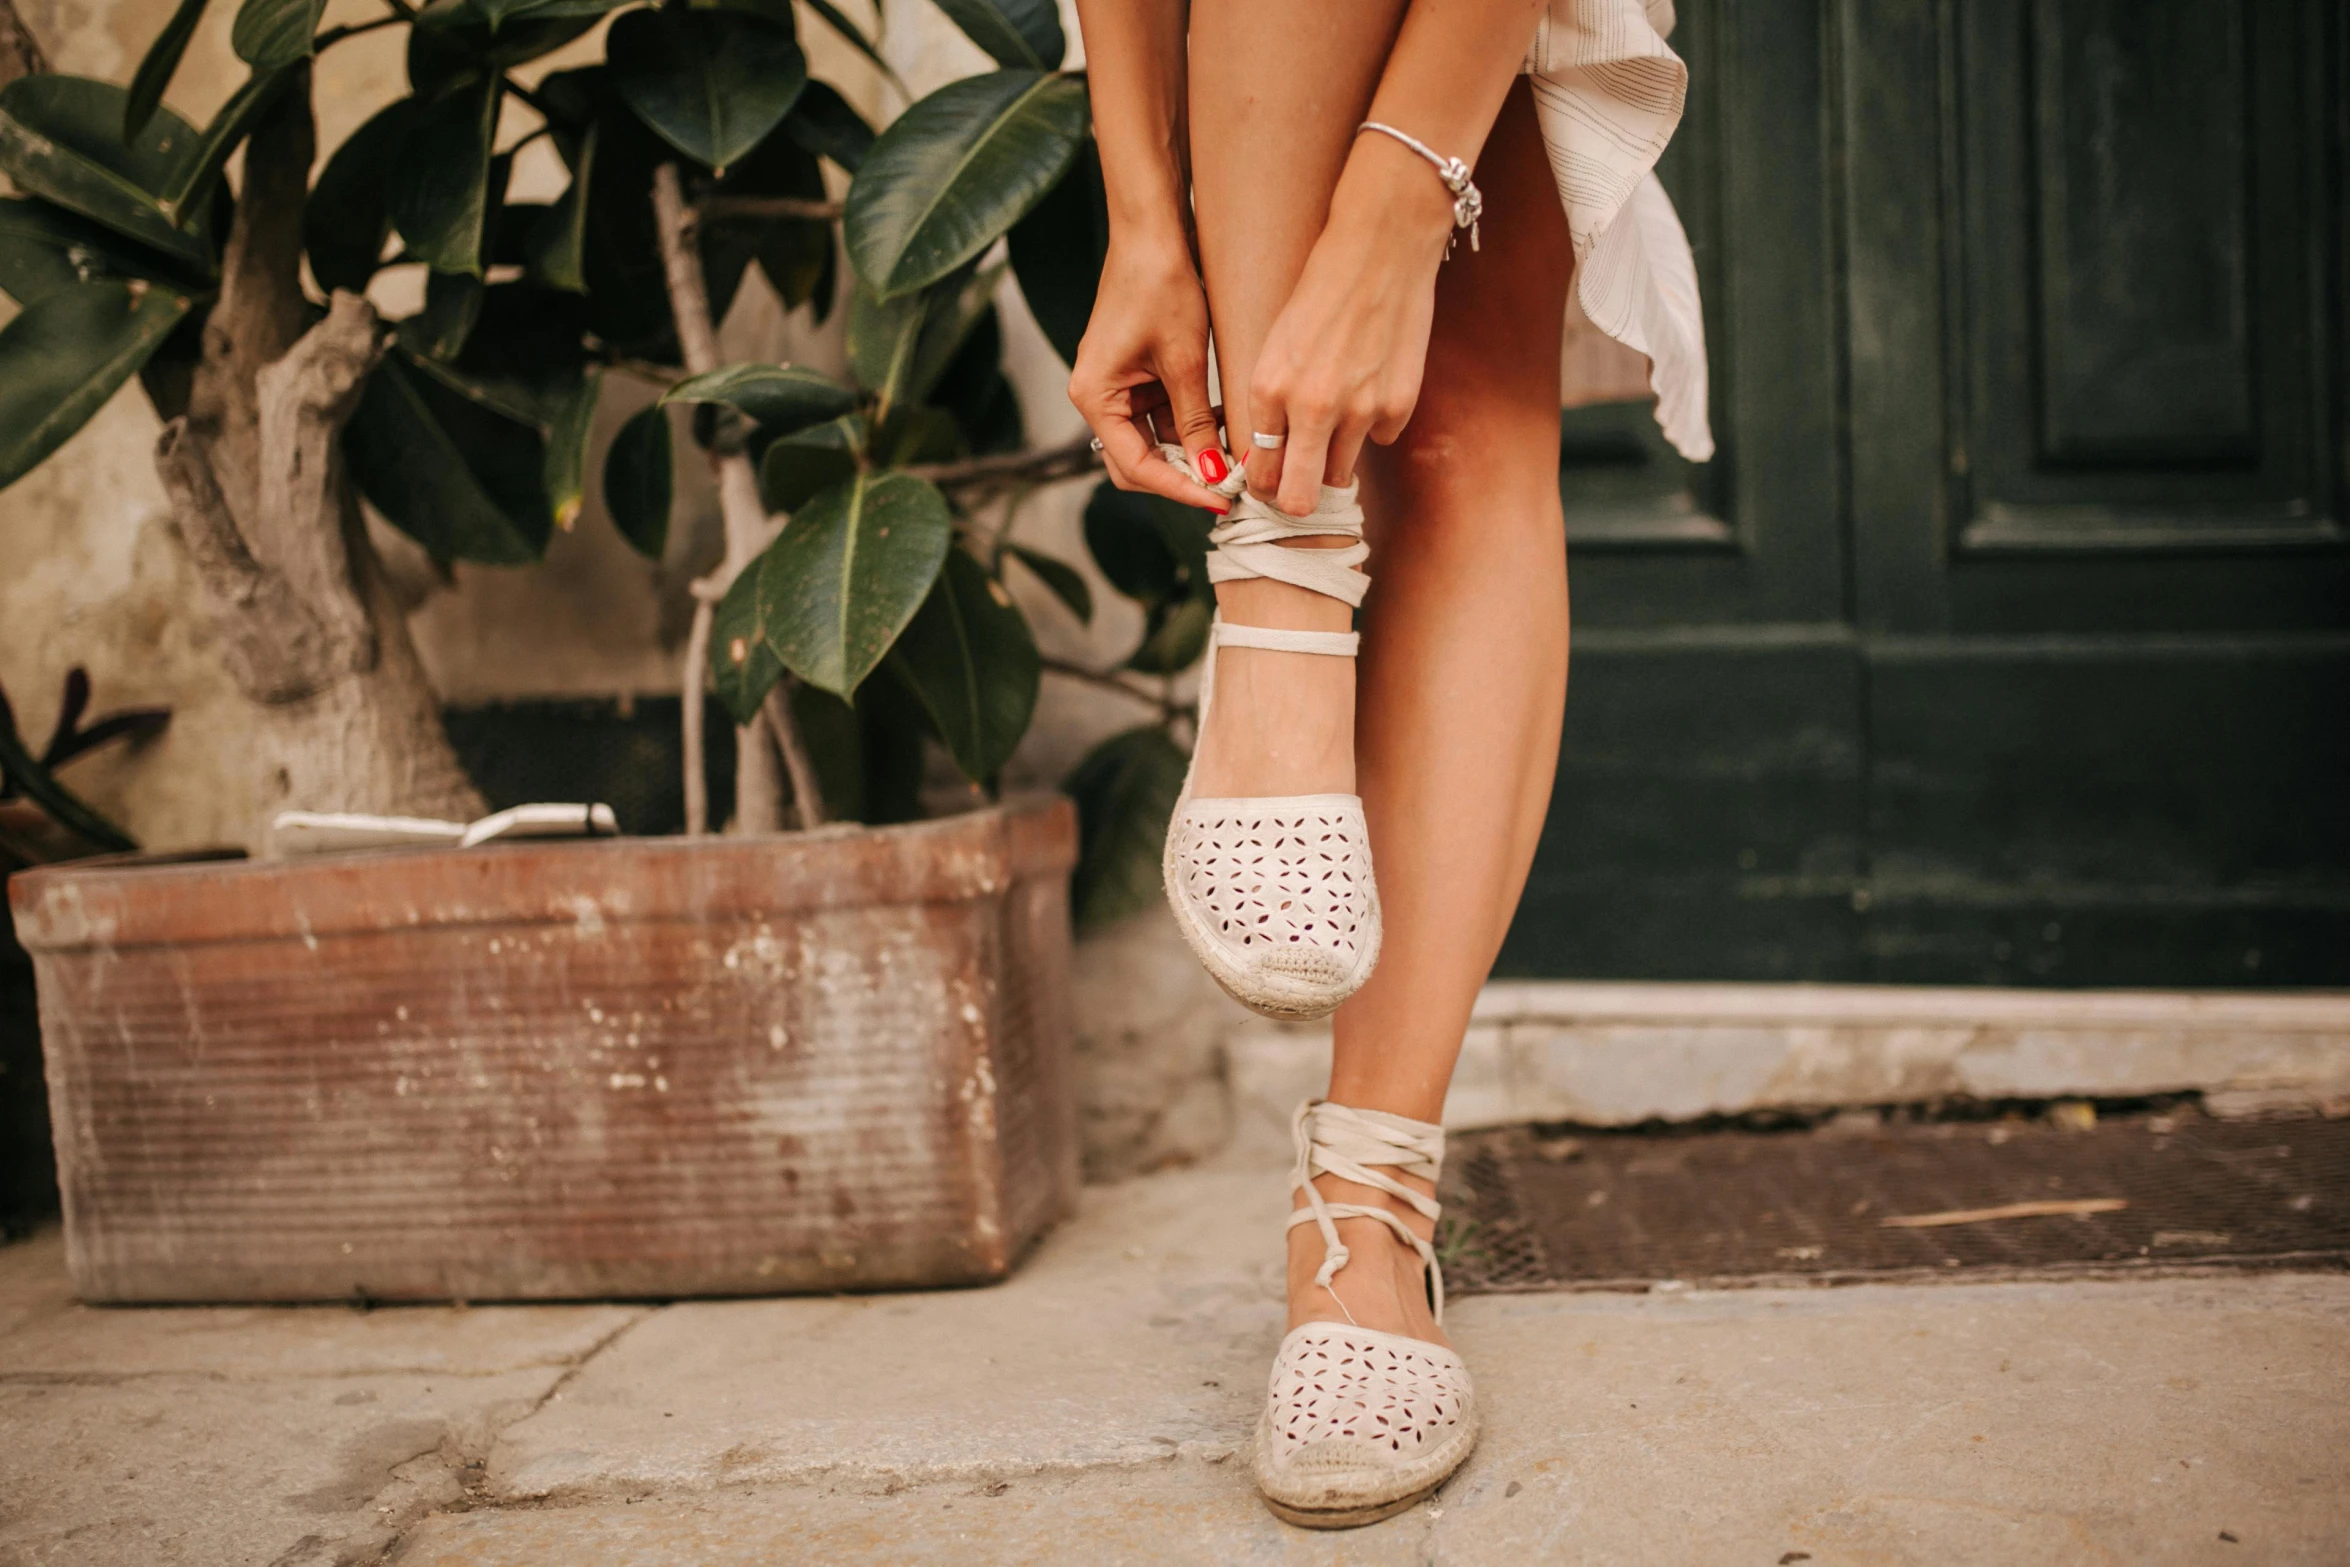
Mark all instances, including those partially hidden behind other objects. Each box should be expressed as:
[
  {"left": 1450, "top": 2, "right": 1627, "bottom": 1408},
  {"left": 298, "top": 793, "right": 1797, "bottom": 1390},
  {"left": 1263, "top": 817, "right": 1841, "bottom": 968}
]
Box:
[{"left": 1499, "top": 0, "right": 2350, "bottom": 987}]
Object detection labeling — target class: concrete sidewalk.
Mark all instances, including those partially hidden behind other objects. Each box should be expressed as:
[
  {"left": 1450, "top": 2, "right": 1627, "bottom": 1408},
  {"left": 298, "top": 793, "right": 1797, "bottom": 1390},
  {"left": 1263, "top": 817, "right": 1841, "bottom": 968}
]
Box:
[{"left": 3, "top": 1167, "right": 2346, "bottom": 1565}]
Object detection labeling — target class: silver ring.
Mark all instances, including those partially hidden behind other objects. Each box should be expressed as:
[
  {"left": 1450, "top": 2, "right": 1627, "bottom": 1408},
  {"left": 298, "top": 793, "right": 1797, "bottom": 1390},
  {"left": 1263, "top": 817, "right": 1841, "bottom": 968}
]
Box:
[
  {"left": 1088, "top": 436, "right": 1104, "bottom": 452},
  {"left": 1250, "top": 430, "right": 1286, "bottom": 451}
]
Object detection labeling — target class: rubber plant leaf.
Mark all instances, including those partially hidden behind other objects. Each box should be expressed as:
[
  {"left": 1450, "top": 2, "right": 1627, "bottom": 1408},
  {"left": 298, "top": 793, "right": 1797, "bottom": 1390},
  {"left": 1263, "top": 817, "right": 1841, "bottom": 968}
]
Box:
[
  {"left": 708, "top": 558, "right": 785, "bottom": 725},
  {"left": 755, "top": 469, "right": 953, "bottom": 696},
  {"left": 1081, "top": 478, "right": 1209, "bottom": 611},
  {"left": 467, "top": 0, "right": 635, "bottom": 28},
  {"left": 0, "top": 78, "right": 212, "bottom": 266},
  {"left": 843, "top": 69, "right": 1086, "bottom": 300},
  {"left": 695, "top": 126, "right": 825, "bottom": 324},
  {"left": 660, "top": 363, "right": 855, "bottom": 438},
  {"left": 1061, "top": 723, "right": 1188, "bottom": 929},
  {"left": 784, "top": 77, "right": 875, "bottom": 172},
  {"left": 304, "top": 100, "right": 414, "bottom": 293},
  {"left": 1006, "top": 136, "right": 1105, "bottom": 366},
  {"left": 602, "top": 402, "right": 673, "bottom": 559},
  {"left": 927, "top": 0, "right": 1063, "bottom": 70},
  {"left": 231, "top": 0, "right": 329, "bottom": 71},
  {"left": 124, "top": 0, "right": 211, "bottom": 139},
  {"left": 608, "top": 7, "right": 807, "bottom": 173},
  {"left": 540, "top": 370, "right": 600, "bottom": 533},
  {"left": 1004, "top": 544, "right": 1092, "bottom": 624},
  {"left": 522, "top": 119, "right": 594, "bottom": 292},
  {"left": 407, "top": 268, "right": 485, "bottom": 359},
  {"left": 883, "top": 547, "right": 1041, "bottom": 783},
  {"left": 758, "top": 414, "right": 861, "bottom": 514},
  {"left": 342, "top": 350, "right": 554, "bottom": 564},
  {"left": 400, "top": 280, "right": 590, "bottom": 429},
  {"left": 844, "top": 259, "right": 996, "bottom": 414},
  {"left": 386, "top": 72, "right": 503, "bottom": 275},
  {"left": 0, "top": 280, "right": 193, "bottom": 492},
  {"left": 408, "top": 0, "right": 597, "bottom": 95},
  {"left": 0, "top": 197, "right": 211, "bottom": 305}
]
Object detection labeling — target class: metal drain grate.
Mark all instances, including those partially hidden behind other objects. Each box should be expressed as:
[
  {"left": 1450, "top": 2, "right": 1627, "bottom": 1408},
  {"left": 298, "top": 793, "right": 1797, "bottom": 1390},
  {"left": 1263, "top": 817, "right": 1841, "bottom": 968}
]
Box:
[{"left": 1436, "top": 1108, "right": 2350, "bottom": 1294}]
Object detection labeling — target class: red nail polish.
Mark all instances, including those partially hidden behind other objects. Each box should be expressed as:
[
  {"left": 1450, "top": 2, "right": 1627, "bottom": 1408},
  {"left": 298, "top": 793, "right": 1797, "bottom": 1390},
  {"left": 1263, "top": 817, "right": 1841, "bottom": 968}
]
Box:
[
  {"left": 1197, "top": 448, "right": 1228, "bottom": 484},
  {"left": 1212, "top": 503, "right": 1229, "bottom": 515}
]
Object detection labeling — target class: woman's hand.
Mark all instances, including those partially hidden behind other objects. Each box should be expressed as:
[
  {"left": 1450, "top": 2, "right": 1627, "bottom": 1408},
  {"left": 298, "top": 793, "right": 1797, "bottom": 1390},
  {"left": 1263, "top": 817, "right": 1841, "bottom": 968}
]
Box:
[
  {"left": 1245, "top": 136, "right": 1459, "bottom": 516},
  {"left": 1068, "top": 231, "right": 1233, "bottom": 511}
]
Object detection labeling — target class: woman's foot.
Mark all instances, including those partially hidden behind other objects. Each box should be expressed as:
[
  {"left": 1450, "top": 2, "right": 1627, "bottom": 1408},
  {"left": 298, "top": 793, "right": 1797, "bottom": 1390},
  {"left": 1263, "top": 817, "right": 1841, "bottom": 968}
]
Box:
[
  {"left": 1255, "top": 1102, "right": 1475, "bottom": 1528},
  {"left": 1285, "top": 1171, "right": 1449, "bottom": 1349}
]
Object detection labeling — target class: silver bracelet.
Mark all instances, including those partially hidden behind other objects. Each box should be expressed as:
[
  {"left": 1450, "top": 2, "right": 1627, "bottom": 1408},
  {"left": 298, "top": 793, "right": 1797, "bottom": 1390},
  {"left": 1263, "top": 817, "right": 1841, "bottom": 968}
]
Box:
[{"left": 1356, "top": 121, "right": 1482, "bottom": 255}]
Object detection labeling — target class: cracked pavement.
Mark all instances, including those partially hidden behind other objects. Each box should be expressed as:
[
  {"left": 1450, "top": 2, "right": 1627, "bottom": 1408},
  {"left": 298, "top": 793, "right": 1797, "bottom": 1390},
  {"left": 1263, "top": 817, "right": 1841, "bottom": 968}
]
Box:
[{"left": 2, "top": 1166, "right": 2346, "bottom": 1564}]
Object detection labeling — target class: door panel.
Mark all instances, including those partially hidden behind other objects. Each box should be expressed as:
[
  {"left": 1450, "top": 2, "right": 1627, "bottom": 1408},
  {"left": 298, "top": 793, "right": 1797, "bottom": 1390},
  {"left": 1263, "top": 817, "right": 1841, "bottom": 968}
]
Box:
[
  {"left": 1499, "top": 636, "right": 1867, "bottom": 981},
  {"left": 2023, "top": 0, "right": 2256, "bottom": 466},
  {"left": 1502, "top": 0, "right": 1868, "bottom": 978},
  {"left": 1848, "top": 0, "right": 2349, "bottom": 624},
  {"left": 1950, "top": 0, "right": 2339, "bottom": 554},
  {"left": 1863, "top": 639, "right": 2350, "bottom": 984},
  {"left": 1560, "top": 0, "right": 1843, "bottom": 628},
  {"left": 1504, "top": 0, "right": 2350, "bottom": 987}
]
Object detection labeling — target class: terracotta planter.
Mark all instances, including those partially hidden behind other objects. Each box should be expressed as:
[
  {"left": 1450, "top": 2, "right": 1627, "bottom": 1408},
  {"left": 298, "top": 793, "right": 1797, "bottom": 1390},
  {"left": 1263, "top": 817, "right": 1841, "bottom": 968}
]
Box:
[{"left": 7, "top": 798, "right": 1079, "bottom": 1303}]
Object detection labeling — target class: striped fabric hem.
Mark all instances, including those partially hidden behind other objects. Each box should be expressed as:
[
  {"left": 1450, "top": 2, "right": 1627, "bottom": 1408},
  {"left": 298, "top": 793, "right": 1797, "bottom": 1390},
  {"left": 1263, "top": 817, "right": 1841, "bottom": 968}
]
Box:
[{"left": 1525, "top": 0, "right": 1714, "bottom": 461}]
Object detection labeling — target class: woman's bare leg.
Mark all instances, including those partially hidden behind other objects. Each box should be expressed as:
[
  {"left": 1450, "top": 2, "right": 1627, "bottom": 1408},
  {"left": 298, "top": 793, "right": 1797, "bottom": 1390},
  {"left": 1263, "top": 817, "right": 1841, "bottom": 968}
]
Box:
[
  {"left": 1339, "top": 82, "right": 1570, "bottom": 1123},
  {"left": 1310, "top": 86, "right": 1573, "bottom": 1343},
  {"left": 1183, "top": 0, "right": 1405, "bottom": 802},
  {"left": 1190, "top": 19, "right": 1574, "bottom": 1343}
]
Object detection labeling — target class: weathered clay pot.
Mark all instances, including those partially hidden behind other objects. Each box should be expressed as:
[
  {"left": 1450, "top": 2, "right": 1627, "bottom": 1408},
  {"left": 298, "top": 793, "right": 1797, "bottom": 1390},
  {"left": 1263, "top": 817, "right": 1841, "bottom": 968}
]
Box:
[{"left": 7, "top": 798, "right": 1079, "bottom": 1303}]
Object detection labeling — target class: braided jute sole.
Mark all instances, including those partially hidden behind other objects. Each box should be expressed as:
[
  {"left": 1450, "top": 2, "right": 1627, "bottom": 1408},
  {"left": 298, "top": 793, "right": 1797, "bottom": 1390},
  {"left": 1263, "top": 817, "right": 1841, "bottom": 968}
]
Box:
[{"left": 1260, "top": 1483, "right": 1442, "bottom": 1530}]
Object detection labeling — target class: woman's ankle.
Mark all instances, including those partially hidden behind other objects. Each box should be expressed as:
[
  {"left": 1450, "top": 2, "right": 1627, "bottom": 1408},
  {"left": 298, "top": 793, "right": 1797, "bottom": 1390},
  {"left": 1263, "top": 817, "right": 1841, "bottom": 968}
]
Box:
[
  {"left": 1285, "top": 1214, "right": 1445, "bottom": 1340},
  {"left": 1191, "top": 648, "right": 1355, "bottom": 798}
]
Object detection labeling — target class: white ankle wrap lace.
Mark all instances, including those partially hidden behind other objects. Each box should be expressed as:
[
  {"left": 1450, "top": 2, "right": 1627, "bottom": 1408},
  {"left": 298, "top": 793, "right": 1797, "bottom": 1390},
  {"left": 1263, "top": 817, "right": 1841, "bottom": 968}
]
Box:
[
  {"left": 1164, "top": 442, "right": 1372, "bottom": 609},
  {"left": 1286, "top": 1100, "right": 1447, "bottom": 1324}
]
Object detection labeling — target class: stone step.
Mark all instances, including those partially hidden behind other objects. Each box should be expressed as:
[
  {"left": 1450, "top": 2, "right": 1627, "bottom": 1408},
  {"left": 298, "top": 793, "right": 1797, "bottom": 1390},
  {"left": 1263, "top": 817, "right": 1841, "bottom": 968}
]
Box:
[{"left": 1229, "top": 982, "right": 2350, "bottom": 1161}]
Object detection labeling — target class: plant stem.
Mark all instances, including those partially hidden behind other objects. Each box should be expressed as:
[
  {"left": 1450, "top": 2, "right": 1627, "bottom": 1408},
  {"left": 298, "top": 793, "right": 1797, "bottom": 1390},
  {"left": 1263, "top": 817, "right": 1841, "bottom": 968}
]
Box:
[
  {"left": 653, "top": 160, "right": 803, "bottom": 835},
  {"left": 498, "top": 122, "right": 552, "bottom": 159},
  {"left": 314, "top": 15, "right": 401, "bottom": 49},
  {"left": 691, "top": 194, "right": 846, "bottom": 224},
  {"left": 499, "top": 74, "right": 552, "bottom": 120},
  {"left": 906, "top": 435, "right": 1103, "bottom": 503},
  {"left": 1040, "top": 658, "right": 1178, "bottom": 715},
  {"left": 602, "top": 354, "right": 688, "bottom": 386},
  {"left": 680, "top": 574, "right": 720, "bottom": 837},
  {"left": 762, "top": 680, "right": 831, "bottom": 830}
]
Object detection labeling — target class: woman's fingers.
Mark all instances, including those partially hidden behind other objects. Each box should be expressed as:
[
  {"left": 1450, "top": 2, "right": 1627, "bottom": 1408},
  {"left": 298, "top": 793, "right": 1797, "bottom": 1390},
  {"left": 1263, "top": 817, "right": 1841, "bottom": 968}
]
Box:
[
  {"left": 1275, "top": 393, "right": 1335, "bottom": 517},
  {"left": 1094, "top": 381, "right": 1228, "bottom": 510},
  {"left": 1242, "top": 389, "right": 1288, "bottom": 509},
  {"left": 1157, "top": 345, "right": 1230, "bottom": 485},
  {"left": 1325, "top": 405, "right": 1376, "bottom": 492}
]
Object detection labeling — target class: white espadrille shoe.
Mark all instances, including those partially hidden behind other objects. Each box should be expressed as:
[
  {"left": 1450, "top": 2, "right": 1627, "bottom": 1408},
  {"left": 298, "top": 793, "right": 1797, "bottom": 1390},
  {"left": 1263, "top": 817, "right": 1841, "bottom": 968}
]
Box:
[
  {"left": 1256, "top": 1101, "right": 1478, "bottom": 1529},
  {"left": 1162, "top": 472, "right": 1380, "bottom": 1021}
]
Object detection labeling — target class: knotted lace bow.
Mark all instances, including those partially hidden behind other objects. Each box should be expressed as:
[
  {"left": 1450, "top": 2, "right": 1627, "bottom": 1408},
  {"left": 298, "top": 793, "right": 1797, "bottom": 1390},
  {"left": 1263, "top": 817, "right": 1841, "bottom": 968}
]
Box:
[{"left": 1286, "top": 1099, "right": 1448, "bottom": 1325}]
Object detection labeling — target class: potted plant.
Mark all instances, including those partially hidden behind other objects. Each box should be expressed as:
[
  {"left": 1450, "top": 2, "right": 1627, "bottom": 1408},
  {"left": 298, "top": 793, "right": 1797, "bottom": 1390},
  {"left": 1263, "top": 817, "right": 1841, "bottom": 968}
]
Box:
[{"left": 0, "top": 0, "right": 1205, "bottom": 1300}]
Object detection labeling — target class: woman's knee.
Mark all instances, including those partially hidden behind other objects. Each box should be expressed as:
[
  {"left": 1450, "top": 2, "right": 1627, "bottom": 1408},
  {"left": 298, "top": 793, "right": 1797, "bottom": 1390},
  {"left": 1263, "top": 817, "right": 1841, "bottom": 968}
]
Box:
[{"left": 1373, "top": 390, "right": 1563, "bottom": 506}]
